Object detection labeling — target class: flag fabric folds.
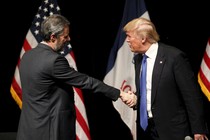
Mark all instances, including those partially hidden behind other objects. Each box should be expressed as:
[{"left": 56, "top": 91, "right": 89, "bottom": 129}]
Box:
[
  {"left": 103, "top": 0, "right": 150, "bottom": 139},
  {"left": 10, "top": 0, "right": 91, "bottom": 139},
  {"left": 198, "top": 37, "right": 210, "bottom": 101}
]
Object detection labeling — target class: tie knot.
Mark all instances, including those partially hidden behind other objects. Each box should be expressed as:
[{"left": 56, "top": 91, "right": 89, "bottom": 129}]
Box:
[
  {"left": 143, "top": 54, "right": 147, "bottom": 58},
  {"left": 142, "top": 54, "right": 147, "bottom": 63}
]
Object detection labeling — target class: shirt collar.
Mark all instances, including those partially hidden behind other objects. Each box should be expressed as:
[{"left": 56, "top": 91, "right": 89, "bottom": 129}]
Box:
[{"left": 145, "top": 42, "right": 158, "bottom": 59}]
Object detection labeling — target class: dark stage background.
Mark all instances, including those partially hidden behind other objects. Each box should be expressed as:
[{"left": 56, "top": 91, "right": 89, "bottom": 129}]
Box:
[{"left": 0, "top": 0, "right": 210, "bottom": 139}]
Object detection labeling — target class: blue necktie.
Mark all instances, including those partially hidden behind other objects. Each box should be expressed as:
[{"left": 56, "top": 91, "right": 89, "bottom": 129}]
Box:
[{"left": 140, "top": 54, "right": 148, "bottom": 131}]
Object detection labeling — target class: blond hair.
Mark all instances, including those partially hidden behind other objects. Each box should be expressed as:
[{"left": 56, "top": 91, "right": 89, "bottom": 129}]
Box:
[{"left": 123, "top": 17, "right": 160, "bottom": 43}]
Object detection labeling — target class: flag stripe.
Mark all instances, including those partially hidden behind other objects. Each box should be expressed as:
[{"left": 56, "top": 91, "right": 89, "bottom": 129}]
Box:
[
  {"left": 198, "top": 72, "right": 210, "bottom": 101},
  {"left": 11, "top": 78, "right": 22, "bottom": 98},
  {"left": 199, "top": 69, "right": 210, "bottom": 92},
  {"left": 201, "top": 52, "right": 210, "bottom": 83},
  {"left": 203, "top": 44, "right": 210, "bottom": 70},
  {"left": 198, "top": 37, "right": 210, "bottom": 101},
  {"left": 64, "top": 45, "right": 91, "bottom": 139},
  {"left": 75, "top": 106, "right": 91, "bottom": 139},
  {"left": 76, "top": 121, "right": 88, "bottom": 140},
  {"left": 74, "top": 87, "right": 85, "bottom": 102},
  {"left": 74, "top": 88, "right": 89, "bottom": 132},
  {"left": 26, "top": 30, "right": 38, "bottom": 48},
  {"left": 23, "top": 39, "right": 32, "bottom": 51}
]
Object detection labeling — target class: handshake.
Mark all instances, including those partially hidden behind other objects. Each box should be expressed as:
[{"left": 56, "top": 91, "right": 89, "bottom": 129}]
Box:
[{"left": 120, "top": 90, "right": 137, "bottom": 108}]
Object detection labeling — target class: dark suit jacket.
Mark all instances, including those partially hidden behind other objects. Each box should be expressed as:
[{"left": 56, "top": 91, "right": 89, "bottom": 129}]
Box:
[
  {"left": 16, "top": 43, "right": 120, "bottom": 140},
  {"left": 134, "top": 42, "right": 208, "bottom": 140}
]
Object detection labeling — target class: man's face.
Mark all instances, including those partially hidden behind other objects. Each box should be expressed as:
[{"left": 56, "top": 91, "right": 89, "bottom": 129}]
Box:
[
  {"left": 126, "top": 31, "right": 143, "bottom": 53},
  {"left": 55, "top": 26, "right": 70, "bottom": 51}
]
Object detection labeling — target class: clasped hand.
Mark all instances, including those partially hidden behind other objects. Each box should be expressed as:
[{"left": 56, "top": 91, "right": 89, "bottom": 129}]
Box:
[
  {"left": 120, "top": 90, "right": 137, "bottom": 108},
  {"left": 194, "top": 134, "right": 208, "bottom": 140}
]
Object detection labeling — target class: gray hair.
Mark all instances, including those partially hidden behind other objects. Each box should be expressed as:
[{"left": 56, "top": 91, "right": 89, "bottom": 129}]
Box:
[{"left": 41, "top": 14, "right": 70, "bottom": 41}]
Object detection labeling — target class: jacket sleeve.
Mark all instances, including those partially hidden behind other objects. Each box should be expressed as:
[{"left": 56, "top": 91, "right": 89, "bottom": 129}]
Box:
[{"left": 53, "top": 55, "right": 121, "bottom": 101}]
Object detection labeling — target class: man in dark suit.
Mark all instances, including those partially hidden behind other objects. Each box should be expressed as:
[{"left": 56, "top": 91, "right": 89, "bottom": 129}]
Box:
[
  {"left": 123, "top": 17, "right": 208, "bottom": 140},
  {"left": 16, "top": 14, "right": 137, "bottom": 140}
]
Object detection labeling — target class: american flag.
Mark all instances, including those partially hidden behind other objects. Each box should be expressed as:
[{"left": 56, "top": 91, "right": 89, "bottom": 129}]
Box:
[
  {"left": 198, "top": 37, "right": 210, "bottom": 101},
  {"left": 10, "top": 0, "right": 91, "bottom": 139},
  {"left": 103, "top": 0, "right": 150, "bottom": 139}
]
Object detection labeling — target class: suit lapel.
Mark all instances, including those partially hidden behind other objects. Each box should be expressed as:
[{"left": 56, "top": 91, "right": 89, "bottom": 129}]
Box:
[
  {"left": 151, "top": 45, "right": 165, "bottom": 105},
  {"left": 134, "top": 54, "right": 142, "bottom": 99}
]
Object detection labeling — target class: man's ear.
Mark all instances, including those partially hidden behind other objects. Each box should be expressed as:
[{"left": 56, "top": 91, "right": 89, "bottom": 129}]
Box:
[
  {"left": 141, "top": 36, "right": 146, "bottom": 43},
  {"left": 50, "top": 34, "right": 56, "bottom": 42}
]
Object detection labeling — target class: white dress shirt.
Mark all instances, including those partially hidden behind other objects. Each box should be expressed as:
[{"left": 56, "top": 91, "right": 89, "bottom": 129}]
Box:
[{"left": 144, "top": 43, "right": 158, "bottom": 118}]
